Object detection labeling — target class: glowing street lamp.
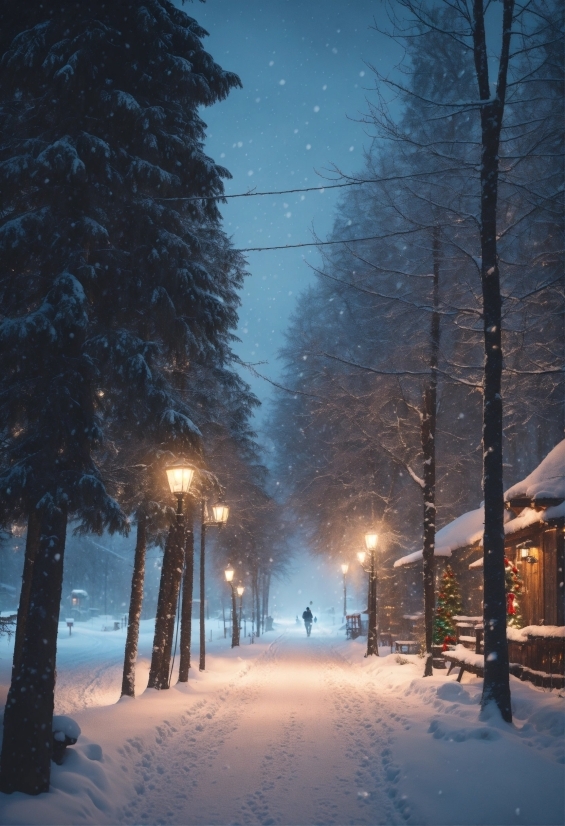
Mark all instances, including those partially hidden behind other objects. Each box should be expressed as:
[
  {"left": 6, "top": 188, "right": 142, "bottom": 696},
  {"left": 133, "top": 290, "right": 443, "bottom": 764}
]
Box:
[
  {"left": 212, "top": 501, "right": 230, "bottom": 525},
  {"left": 166, "top": 463, "right": 195, "bottom": 502},
  {"left": 341, "top": 562, "right": 349, "bottom": 619},
  {"left": 224, "top": 565, "right": 239, "bottom": 648},
  {"left": 199, "top": 497, "right": 229, "bottom": 671},
  {"left": 364, "top": 529, "right": 378, "bottom": 551}
]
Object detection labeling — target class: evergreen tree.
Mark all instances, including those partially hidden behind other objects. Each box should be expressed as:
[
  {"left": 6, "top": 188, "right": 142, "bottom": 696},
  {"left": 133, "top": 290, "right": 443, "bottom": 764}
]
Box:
[
  {"left": 0, "top": 0, "right": 243, "bottom": 794},
  {"left": 433, "top": 565, "right": 462, "bottom": 648},
  {"left": 504, "top": 557, "right": 524, "bottom": 628}
]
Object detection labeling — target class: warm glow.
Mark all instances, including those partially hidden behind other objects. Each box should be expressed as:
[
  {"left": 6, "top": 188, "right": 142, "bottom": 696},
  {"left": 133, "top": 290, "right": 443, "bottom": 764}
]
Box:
[
  {"left": 341, "top": 563, "right": 349, "bottom": 575},
  {"left": 225, "top": 566, "right": 235, "bottom": 583},
  {"left": 357, "top": 550, "right": 366, "bottom": 565},
  {"left": 236, "top": 585, "right": 244, "bottom": 597},
  {"left": 364, "top": 530, "right": 378, "bottom": 551},
  {"left": 212, "top": 502, "right": 230, "bottom": 524},
  {"left": 519, "top": 545, "right": 539, "bottom": 564},
  {"left": 165, "top": 463, "right": 195, "bottom": 495}
]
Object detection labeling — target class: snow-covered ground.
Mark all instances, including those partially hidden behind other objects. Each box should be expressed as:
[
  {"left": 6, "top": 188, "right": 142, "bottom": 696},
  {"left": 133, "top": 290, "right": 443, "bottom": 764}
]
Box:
[{"left": 0, "top": 618, "right": 563, "bottom": 825}]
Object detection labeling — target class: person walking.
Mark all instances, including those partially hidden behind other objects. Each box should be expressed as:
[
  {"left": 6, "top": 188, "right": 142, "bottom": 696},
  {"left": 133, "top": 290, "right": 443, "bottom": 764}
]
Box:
[{"left": 302, "top": 606, "right": 313, "bottom": 637}]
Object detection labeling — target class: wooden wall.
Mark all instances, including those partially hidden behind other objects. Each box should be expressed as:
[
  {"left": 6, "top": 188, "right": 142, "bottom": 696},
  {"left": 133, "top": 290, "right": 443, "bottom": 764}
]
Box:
[{"left": 505, "top": 517, "right": 564, "bottom": 627}]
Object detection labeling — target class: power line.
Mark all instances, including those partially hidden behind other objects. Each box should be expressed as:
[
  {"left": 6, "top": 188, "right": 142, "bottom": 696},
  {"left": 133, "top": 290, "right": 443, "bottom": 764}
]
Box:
[
  {"left": 157, "top": 180, "right": 366, "bottom": 202},
  {"left": 238, "top": 227, "right": 418, "bottom": 253},
  {"left": 237, "top": 235, "right": 379, "bottom": 253},
  {"left": 156, "top": 169, "right": 448, "bottom": 203}
]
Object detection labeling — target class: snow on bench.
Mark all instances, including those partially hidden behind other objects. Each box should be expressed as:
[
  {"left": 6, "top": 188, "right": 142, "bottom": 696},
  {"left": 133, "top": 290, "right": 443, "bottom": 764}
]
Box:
[{"left": 442, "top": 644, "right": 484, "bottom": 681}]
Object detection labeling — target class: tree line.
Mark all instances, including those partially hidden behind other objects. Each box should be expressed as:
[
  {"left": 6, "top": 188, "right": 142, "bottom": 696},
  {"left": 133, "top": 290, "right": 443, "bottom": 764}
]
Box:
[
  {"left": 269, "top": 0, "right": 563, "bottom": 719},
  {"left": 0, "top": 0, "right": 288, "bottom": 795}
]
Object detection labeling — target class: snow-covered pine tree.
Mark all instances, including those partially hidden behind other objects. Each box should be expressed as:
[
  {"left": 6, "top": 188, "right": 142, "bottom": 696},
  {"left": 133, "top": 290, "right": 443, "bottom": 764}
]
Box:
[
  {"left": 0, "top": 0, "right": 243, "bottom": 794},
  {"left": 433, "top": 565, "right": 463, "bottom": 648}
]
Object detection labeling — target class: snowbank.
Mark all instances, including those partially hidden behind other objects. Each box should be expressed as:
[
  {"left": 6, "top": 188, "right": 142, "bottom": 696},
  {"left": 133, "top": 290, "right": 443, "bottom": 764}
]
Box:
[{"left": 338, "top": 639, "right": 565, "bottom": 825}]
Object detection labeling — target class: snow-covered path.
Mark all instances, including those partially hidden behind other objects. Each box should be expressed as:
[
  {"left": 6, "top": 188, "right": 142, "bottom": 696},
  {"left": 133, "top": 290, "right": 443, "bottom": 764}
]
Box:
[
  {"left": 119, "top": 632, "right": 406, "bottom": 826},
  {"left": 1, "top": 619, "right": 564, "bottom": 826}
]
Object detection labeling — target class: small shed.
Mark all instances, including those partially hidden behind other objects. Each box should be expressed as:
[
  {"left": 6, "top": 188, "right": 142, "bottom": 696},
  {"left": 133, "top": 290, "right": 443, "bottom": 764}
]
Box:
[{"left": 68, "top": 589, "right": 89, "bottom": 620}]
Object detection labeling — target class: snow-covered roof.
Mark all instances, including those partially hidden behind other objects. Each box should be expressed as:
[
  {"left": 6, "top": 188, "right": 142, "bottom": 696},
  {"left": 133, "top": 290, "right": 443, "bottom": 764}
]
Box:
[
  {"left": 505, "top": 439, "right": 565, "bottom": 503},
  {"left": 395, "top": 441, "right": 565, "bottom": 569},
  {"left": 394, "top": 508, "right": 485, "bottom": 568}
]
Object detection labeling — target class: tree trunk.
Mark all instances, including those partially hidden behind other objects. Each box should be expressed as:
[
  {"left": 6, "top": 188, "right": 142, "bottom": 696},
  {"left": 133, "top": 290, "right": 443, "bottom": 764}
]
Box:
[
  {"left": 11, "top": 509, "right": 41, "bottom": 680},
  {"left": 255, "top": 571, "right": 261, "bottom": 637},
  {"left": 199, "top": 503, "right": 206, "bottom": 670},
  {"left": 147, "top": 514, "right": 184, "bottom": 690},
  {"left": 178, "top": 500, "right": 195, "bottom": 682},
  {"left": 121, "top": 512, "right": 147, "bottom": 698},
  {"left": 422, "top": 225, "right": 441, "bottom": 677},
  {"left": 0, "top": 499, "right": 68, "bottom": 795},
  {"left": 261, "top": 573, "right": 267, "bottom": 632},
  {"left": 471, "top": 0, "right": 514, "bottom": 723},
  {"left": 264, "top": 572, "right": 271, "bottom": 622},
  {"left": 231, "top": 586, "right": 239, "bottom": 647},
  {"left": 366, "top": 550, "right": 379, "bottom": 656}
]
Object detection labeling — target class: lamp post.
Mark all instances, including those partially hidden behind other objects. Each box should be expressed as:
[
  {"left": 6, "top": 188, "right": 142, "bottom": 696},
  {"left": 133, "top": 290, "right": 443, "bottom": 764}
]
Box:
[
  {"left": 224, "top": 566, "right": 239, "bottom": 648},
  {"left": 358, "top": 526, "right": 379, "bottom": 657},
  {"left": 341, "top": 562, "right": 349, "bottom": 620},
  {"left": 237, "top": 585, "right": 244, "bottom": 638},
  {"left": 148, "top": 462, "right": 195, "bottom": 690},
  {"left": 199, "top": 498, "right": 229, "bottom": 671}
]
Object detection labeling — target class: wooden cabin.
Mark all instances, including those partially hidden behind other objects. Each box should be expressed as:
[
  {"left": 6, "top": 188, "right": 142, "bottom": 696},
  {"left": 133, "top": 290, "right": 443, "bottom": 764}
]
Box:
[{"left": 394, "top": 440, "right": 565, "bottom": 686}]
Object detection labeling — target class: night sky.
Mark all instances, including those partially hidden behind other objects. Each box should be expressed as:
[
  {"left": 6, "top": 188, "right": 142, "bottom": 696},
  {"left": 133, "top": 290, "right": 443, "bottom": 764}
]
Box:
[{"left": 185, "top": 1, "right": 399, "bottom": 425}]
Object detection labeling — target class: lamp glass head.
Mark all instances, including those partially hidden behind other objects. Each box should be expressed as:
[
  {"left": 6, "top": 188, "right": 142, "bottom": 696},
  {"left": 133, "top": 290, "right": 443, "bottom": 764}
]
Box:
[
  {"left": 166, "top": 463, "right": 195, "bottom": 495},
  {"left": 519, "top": 546, "right": 529, "bottom": 559},
  {"left": 357, "top": 550, "right": 366, "bottom": 565},
  {"left": 341, "top": 563, "right": 349, "bottom": 575},
  {"left": 364, "top": 530, "right": 378, "bottom": 551},
  {"left": 224, "top": 566, "right": 234, "bottom": 583},
  {"left": 236, "top": 585, "right": 244, "bottom": 597},
  {"left": 212, "top": 502, "right": 229, "bottom": 524}
]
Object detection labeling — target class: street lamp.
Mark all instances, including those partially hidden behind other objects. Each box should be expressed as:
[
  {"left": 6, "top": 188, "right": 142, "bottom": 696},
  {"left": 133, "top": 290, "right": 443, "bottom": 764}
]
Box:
[
  {"left": 341, "top": 562, "right": 349, "bottom": 620},
  {"left": 166, "top": 464, "right": 195, "bottom": 500},
  {"left": 199, "top": 497, "right": 229, "bottom": 671},
  {"left": 224, "top": 565, "right": 239, "bottom": 648},
  {"left": 148, "top": 461, "right": 195, "bottom": 690},
  {"left": 364, "top": 529, "right": 378, "bottom": 552},
  {"left": 359, "top": 529, "right": 379, "bottom": 657},
  {"left": 236, "top": 585, "right": 244, "bottom": 636}
]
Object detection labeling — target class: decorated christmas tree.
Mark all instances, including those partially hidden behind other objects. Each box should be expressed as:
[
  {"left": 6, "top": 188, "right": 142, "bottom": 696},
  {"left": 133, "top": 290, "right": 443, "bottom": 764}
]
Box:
[
  {"left": 505, "top": 558, "right": 524, "bottom": 628},
  {"left": 433, "top": 565, "right": 463, "bottom": 648}
]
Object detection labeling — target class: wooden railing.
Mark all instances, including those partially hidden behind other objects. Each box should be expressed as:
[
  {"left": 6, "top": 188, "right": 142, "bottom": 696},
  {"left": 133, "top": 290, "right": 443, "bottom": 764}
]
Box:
[
  {"left": 451, "top": 624, "right": 564, "bottom": 688},
  {"left": 507, "top": 636, "right": 564, "bottom": 689}
]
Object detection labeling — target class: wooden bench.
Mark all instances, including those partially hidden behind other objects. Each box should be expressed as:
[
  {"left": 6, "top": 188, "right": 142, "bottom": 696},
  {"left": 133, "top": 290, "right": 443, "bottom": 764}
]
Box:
[
  {"left": 395, "top": 640, "right": 419, "bottom": 655},
  {"left": 442, "top": 646, "right": 484, "bottom": 682}
]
